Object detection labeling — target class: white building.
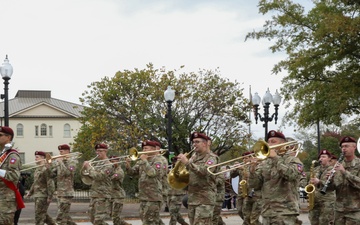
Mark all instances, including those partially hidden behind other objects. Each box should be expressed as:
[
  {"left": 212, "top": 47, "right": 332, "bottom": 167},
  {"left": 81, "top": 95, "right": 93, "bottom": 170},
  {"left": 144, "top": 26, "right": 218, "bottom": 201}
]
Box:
[{"left": 0, "top": 90, "right": 84, "bottom": 163}]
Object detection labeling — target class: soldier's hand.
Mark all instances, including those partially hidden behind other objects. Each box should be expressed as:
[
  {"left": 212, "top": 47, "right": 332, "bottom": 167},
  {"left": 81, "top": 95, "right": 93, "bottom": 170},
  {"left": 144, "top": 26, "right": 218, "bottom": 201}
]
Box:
[
  {"left": 140, "top": 154, "right": 148, "bottom": 161},
  {"left": 83, "top": 161, "right": 90, "bottom": 169},
  {"left": 335, "top": 163, "right": 345, "bottom": 173},
  {"left": 177, "top": 154, "right": 188, "bottom": 164},
  {"left": 310, "top": 177, "right": 319, "bottom": 185}
]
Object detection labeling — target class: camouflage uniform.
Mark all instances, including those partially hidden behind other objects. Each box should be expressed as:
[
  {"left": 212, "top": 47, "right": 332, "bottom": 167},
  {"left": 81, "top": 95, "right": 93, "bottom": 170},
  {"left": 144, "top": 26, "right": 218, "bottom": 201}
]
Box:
[
  {"left": 51, "top": 157, "right": 77, "bottom": 225},
  {"left": 126, "top": 154, "right": 164, "bottom": 225},
  {"left": 230, "top": 167, "right": 245, "bottom": 220},
  {"left": 0, "top": 148, "right": 22, "bottom": 225},
  {"left": 159, "top": 155, "right": 169, "bottom": 225},
  {"left": 87, "top": 159, "right": 113, "bottom": 225},
  {"left": 325, "top": 157, "right": 360, "bottom": 225},
  {"left": 249, "top": 155, "right": 303, "bottom": 224},
  {"left": 212, "top": 174, "right": 226, "bottom": 225},
  {"left": 308, "top": 165, "right": 335, "bottom": 225},
  {"left": 168, "top": 187, "right": 188, "bottom": 225},
  {"left": 242, "top": 164, "right": 262, "bottom": 225},
  {"left": 28, "top": 165, "right": 56, "bottom": 225},
  {"left": 110, "top": 163, "right": 131, "bottom": 225},
  {"left": 185, "top": 151, "right": 219, "bottom": 225}
]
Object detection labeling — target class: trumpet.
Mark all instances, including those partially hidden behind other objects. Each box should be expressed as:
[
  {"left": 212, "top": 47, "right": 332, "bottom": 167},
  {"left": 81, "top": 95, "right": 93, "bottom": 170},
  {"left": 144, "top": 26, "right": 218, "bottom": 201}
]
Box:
[{"left": 20, "top": 152, "right": 82, "bottom": 172}]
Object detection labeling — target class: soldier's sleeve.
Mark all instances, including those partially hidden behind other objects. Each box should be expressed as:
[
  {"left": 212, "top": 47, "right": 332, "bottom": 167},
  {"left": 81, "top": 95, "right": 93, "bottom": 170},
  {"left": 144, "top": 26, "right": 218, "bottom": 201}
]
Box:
[
  {"left": 3, "top": 152, "right": 21, "bottom": 183},
  {"left": 46, "top": 170, "right": 55, "bottom": 199},
  {"left": 186, "top": 154, "right": 219, "bottom": 176},
  {"left": 89, "top": 162, "right": 112, "bottom": 180},
  {"left": 112, "top": 167, "right": 125, "bottom": 181},
  {"left": 248, "top": 161, "right": 263, "bottom": 190},
  {"left": 341, "top": 163, "right": 360, "bottom": 189},
  {"left": 126, "top": 161, "right": 140, "bottom": 176},
  {"left": 142, "top": 157, "right": 162, "bottom": 177},
  {"left": 276, "top": 156, "right": 302, "bottom": 181}
]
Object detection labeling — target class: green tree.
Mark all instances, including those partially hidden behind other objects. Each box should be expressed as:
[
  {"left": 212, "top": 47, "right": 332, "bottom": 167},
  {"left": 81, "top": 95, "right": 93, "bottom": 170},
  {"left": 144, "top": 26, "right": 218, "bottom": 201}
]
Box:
[
  {"left": 246, "top": 0, "right": 360, "bottom": 128},
  {"left": 74, "top": 64, "right": 251, "bottom": 156}
]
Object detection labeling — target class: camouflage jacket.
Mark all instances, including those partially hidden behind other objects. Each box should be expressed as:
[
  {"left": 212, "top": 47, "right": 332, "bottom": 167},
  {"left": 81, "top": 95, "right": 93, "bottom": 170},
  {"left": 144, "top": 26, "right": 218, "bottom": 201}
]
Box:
[
  {"left": 313, "top": 165, "right": 335, "bottom": 202},
  {"left": 0, "top": 149, "right": 21, "bottom": 201},
  {"left": 52, "top": 157, "right": 77, "bottom": 197},
  {"left": 87, "top": 159, "right": 113, "bottom": 198},
  {"left": 127, "top": 155, "right": 164, "bottom": 202},
  {"left": 249, "top": 155, "right": 303, "bottom": 217},
  {"left": 326, "top": 157, "right": 360, "bottom": 212},
  {"left": 215, "top": 174, "right": 225, "bottom": 203},
  {"left": 29, "top": 166, "right": 55, "bottom": 198},
  {"left": 111, "top": 164, "right": 126, "bottom": 199},
  {"left": 159, "top": 155, "right": 169, "bottom": 198},
  {"left": 186, "top": 151, "right": 219, "bottom": 205}
]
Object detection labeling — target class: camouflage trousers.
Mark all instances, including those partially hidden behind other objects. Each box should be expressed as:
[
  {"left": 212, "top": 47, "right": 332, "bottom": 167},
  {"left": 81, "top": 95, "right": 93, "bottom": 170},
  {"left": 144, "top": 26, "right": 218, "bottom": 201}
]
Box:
[
  {"left": 262, "top": 215, "right": 302, "bottom": 225},
  {"left": 212, "top": 202, "right": 225, "bottom": 225},
  {"left": 89, "top": 197, "right": 111, "bottom": 225},
  {"left": 139, "top": 201, "right": 161, "bottom": 225},
  {"left": 242, "top": 197, "right": 261, "bottom": 225},
  {"left": 188, "top": 204, "right": 214, "bottom": 225},
  {"left": 34, "top": 197, "right": 56, "bottom": 225},
  {"left": 169, "top": 197, "right": 188, "bottom": 225},
  {"left": 308, "top": 200, "right": 334, "bottom": 225},
  {"left": 334, "top": 210, "right": 360, "bottom": 225},
  {"left": 111, "top": 198, "right": 131, "bottom": 225},
  {"left": 0, "top": 199, "right": 16, "bottom": 225},
  {"left": 236, "top": 197, "right": 244, "bottom": 220},
  {"left": 56, "top": 196, "right": 77, "bottom": 225}
]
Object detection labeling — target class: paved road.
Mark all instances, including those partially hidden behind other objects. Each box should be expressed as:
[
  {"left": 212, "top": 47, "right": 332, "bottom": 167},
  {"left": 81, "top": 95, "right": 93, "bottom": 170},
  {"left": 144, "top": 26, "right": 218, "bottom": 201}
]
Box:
[{"left": 19, "top": 200, "right": 311, "bottom": 225}]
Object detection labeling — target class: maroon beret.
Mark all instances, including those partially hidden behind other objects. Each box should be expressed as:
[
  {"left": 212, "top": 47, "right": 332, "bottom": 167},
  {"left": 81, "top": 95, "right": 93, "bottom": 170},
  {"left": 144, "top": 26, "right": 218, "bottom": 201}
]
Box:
[
  {"left": 318, "top": 149, "right": 332, "bottom": 159},
  {"left": 35, "top": 151, "right": 46, "bottom": 157},
  {"left": 153, "top": 141, "right": 161, "bottom": 147},
  {"left": 242, "top": 151, "right": 252, "bottom": 156},
  {"left": 141, "top": 140, "right": 157, "bottom": 148},
  {"left": 0, "top": 126, "right": 14, "bottom": 140},
  {"left": 58, "top": 144, "right": 70, "bottom": 151},
  {"left": 190, "top": 132, "right": 211, "bottom": 141},
  {"left": 95, "top": 143, "right": 108, "bottom": 150},
  {"left": 267, "top": 130, "right": 286, "bottom": 140},
  {"left": 339, "top": 136, "right": 356, "bottom": 146},
  {"left": 331, "top": 154, "right": 338, "bottom": 160}
]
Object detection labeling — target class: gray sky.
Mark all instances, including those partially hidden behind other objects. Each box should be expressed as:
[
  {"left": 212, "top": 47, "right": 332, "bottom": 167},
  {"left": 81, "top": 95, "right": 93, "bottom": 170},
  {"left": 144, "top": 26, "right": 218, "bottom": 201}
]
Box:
[{"left": 0, "top": 0, "right": 300, "bottom": 140}]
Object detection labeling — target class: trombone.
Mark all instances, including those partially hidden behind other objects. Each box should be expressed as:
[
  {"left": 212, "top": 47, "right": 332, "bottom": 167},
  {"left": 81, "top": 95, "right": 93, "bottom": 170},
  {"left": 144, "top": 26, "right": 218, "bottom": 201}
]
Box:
[
  {"left": 20, "top": 152, "right": 82, "bottom": 172},
  {"left": 207, "top": 139, "right": 301, "bottom": 175}
]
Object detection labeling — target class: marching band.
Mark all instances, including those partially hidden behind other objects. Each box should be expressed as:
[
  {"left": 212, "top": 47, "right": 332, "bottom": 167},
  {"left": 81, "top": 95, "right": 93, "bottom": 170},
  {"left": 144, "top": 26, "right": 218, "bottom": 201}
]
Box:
[{"left": 1, "top": 125, "right": 360, "bottom": 225}]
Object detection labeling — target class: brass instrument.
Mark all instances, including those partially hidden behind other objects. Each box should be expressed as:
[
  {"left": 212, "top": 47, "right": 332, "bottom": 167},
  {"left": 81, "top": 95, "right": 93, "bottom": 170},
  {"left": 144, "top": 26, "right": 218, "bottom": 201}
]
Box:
[
  {"left": 321, "top": 153, "right": 344, "bottom": 194},
  {"left": 20, "top": 152, "right": 82, "bottom": 172},
  {"left": 167, "top": 148, "right": 195, "bottom": 190},
  {"left": 80, "top": 155, "right": 99, "bottom": 185},
  {"left": 304, "top": 160, "right": 318, "bottom": 210},
  {"left": 239, "top": 180, "right": 248, "bottom": 198},
  {"left": 128, "top": 147, "right": 167, "bottom": 161},
  {"left": 206, "top": 139, "right": 272, "bottom": 175}
]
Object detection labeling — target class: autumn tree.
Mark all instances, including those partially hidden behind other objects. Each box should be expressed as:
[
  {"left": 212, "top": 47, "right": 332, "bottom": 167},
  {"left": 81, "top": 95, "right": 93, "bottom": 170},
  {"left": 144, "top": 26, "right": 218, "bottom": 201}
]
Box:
[
  {"left": 73, "top": 64, "right": 251, "bottom": 159},
  {"left": 246, "top": 0, "right": 360, "bottom": 128}
]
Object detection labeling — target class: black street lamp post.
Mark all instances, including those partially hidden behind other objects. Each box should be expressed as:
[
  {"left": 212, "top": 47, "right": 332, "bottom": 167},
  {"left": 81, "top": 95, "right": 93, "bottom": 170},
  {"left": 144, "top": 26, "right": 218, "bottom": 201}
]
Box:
[
  {"left": 252, "top": 88, "right": 282, "bottom": 141},
  {"left": 164, "top": 86, "right": 175, "bottom": 154},
  {"left": 0, "top": 55, "right": 13, "bottom": 127}
]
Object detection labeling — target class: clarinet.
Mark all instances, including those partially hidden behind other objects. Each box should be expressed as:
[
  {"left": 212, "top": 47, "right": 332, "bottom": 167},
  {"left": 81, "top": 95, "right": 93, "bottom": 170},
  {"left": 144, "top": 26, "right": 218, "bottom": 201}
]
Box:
[{"left": 320, "top": 153, "right": 344, "bottom": 195}]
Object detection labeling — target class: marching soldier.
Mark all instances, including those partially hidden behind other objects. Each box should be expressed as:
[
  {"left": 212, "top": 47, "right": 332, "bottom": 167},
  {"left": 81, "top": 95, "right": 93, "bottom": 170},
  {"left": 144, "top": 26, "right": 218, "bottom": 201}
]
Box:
[
  {"left": 0, "top": 126, "right": 24, "bottom": 225},
  {"left": 249, "top": 130, "right": 303, "bottom": 224},
  {"left": 109, "top": 156, "right": 132, "bottom": 225},
  {"left": 177, "top": 132, "right": 219, "bottom": 225},
  {"left": 26, "top": 151, "right": 56, "bottom": 225},
  {"left": 82, "top": 143, "right": 113, "bottom": 225},
  {"left": 212, "top": 167, "right": 226, "bottom": 225},
  {"left": 154, "top": 140, "right": 168, "bottom": 225},
  {"left": 309, "top": 149, "right": 336, "bottom": 225},
  {"left": 125, "top": 140, "right": 165, "bottom": 225},
  {"left": 319, "top": 136, "right": 360, "bottom": 224},
  {"left": 51, "top": 144, "right": 77, "bottom": 225}
]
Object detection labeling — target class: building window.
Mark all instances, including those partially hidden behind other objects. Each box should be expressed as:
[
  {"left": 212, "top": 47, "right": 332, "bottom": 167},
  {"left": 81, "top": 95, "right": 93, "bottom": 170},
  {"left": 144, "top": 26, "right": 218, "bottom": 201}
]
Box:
[
  {"left": 35, "top": 126, "right": 39, "bottom": 136},
  {"left": 19, "top": 152, "right": 25, "bottom": 164},
  {"left": 49, "top": 126, "right": 53, "bottom": 137},
  {"left": 16, "top": 124, "right": 24, "bottom": 137},
  {"left": 64, "top": 124, "right": 71, "bottom": 138},
  {"left": 40, "top": 124, "right": 47, "bottom": 136}
]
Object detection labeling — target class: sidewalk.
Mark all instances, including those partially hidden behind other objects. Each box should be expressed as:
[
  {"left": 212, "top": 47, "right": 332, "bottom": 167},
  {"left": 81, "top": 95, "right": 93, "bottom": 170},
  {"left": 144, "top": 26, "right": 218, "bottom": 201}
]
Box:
[{"left": 19, "top": 201, "right": 310, "bottom": 224}]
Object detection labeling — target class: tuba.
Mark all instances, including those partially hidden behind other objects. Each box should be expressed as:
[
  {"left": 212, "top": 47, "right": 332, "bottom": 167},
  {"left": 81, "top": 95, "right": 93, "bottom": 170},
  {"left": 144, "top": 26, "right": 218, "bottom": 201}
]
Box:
[{"left": 167, "top": 148, "right": 195, "bottom": 190}]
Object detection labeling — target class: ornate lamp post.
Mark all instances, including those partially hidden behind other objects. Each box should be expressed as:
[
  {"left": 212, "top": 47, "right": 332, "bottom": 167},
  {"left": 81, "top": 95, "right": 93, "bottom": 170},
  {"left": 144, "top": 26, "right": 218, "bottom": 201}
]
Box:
[
  {"left": 164, "top": 86, "right": 175, "bottom": 154},
  {"left": 252, "top": 88, "right": 282, "bottom": 141},
  {"left": 0, "top": 55, "right": 13, "bottom": 127}
]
